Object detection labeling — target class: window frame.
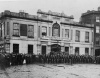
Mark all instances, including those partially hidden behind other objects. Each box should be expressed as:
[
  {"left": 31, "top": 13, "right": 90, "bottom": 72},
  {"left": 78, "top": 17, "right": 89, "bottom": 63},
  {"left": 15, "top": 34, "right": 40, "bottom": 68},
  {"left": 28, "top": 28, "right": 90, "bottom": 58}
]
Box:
[
  {"left": 65, "top": 29, "right": 69, "bottom": 38},
  {"left": 85, "top": 31, "right": 89, "bottom": 43},
  {"left": 27, "top": 25, "right": 34, "bottom": 38},
  {"left": 42, "top": 26, "right": 47, "bottom": 37},
  {"left": 96, "top": 16, "right": 100, "bottom": 22},
  {"left": 96, "top": 26, "right": 100, "bottom": 33},
  {"left": 75, "top": 47, "right": 79, "bottom": 55},
  {"left": 13, "top": 23, "right": 20, "bottom": 37},
  {"left": 75, "top": 30, "right": 80, "bottom": 42},
  {"left": 85, "top": 48, "right": 89, "bottom": 55}
]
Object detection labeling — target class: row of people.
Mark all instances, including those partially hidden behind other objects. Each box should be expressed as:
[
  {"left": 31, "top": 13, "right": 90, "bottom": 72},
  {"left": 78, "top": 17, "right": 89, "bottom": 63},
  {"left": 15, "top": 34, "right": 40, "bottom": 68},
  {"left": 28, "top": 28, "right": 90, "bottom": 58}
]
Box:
[
  {"left": 39, "top": 54, "right": 95, "bottom": 64},
  {"left": 0, "top": 52, "right": 100, "bottom": 68}
]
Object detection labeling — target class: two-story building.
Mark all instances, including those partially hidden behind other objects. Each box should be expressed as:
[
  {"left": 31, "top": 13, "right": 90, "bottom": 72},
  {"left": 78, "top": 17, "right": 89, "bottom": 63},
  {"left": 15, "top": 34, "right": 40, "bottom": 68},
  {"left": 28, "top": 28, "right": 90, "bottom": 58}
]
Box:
[{"left": 0, "top": 10, "right": 94, "bottom": 55}]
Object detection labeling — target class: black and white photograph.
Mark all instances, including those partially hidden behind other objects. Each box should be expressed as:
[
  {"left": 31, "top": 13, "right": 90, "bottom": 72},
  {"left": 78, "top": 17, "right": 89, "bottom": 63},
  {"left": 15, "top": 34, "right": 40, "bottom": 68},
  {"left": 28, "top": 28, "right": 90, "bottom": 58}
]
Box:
[{"left": 0, "top": 0, "right": 100, "bottom": 78}]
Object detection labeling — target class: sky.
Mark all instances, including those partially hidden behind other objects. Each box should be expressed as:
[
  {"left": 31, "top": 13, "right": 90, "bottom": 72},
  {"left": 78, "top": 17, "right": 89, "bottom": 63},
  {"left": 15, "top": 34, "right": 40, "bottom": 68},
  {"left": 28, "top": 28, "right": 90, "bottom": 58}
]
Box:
[{"left": 0, "top": 0, "right": 100, "bottom": 22}]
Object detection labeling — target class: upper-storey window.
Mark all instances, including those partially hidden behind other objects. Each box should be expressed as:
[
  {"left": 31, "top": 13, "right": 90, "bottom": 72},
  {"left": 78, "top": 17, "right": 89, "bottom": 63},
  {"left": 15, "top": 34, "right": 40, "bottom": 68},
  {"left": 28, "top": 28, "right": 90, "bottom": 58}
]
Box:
[
  {"left": 85, "top": 32, "right": 89, "bottom": 42},
  {"left": 62, "top": 29, "right": 64, "bottom": 37},
  {"left": 96, "top": 37, "right": 99, "bottom": 45},
  {"left": 52, "top": 22, "right": 60, "bottom": 37},
  {"left": 49, "top": 27, "right": 51, "bottom": 36},
  {"left": 7, "top": 22, "right": 9, "bottom": 35},
  {"left": 38, "top": 26, "right": 40, "bottom": 37},
  {"left": 96, "top": 16, "right": 100, "bottom": 22},
  {"left": 42, "top": 26, "right": 47, "bottom": 37},
  {"left": 65, "top": 29, "right": 69, "bottom": 38},
  {"left": 75, "top": 30, "right": 80, "bottom": 42},
  {"left": 28, "top": 25, "right": 34, "bottom": 38},
  {"left": 20, "top": 24, "right": 27, "bottom": 36},
  {"left": 13, "top": 23, "right": 19, "bottom": 36},
  {"left": 96, "top": 26, "right": 100, "bottom": 33}
]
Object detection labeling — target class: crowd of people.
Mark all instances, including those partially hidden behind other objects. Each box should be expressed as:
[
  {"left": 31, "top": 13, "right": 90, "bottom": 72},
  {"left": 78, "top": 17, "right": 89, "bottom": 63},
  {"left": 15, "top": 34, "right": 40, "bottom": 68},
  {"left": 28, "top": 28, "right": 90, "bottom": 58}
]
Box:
[{"left": 0, "top": 52, "right": 100, "bottom": 68}]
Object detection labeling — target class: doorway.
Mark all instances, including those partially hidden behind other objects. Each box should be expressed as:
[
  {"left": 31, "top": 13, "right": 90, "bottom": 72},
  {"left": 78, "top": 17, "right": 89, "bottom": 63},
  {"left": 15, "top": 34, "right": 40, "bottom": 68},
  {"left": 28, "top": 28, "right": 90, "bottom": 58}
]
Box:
[
  {"left": 42, "top": 45, "right": 46, "bottom": 55},
  {"left": 13, "top": 44, "right": 19, "bottom": 53},
  {"left": 95, "top": 49, "right": 100, "bottom": 56},
  {"left": 51, "top": 44, "right": 61, "bottom": 52}
]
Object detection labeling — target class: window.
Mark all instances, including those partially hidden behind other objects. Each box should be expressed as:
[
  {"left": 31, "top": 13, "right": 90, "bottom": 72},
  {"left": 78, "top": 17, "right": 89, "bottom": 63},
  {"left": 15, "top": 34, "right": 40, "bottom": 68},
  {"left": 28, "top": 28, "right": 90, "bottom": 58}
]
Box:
[
  {"left": 96, "top": 16, "right": 100, "bottom": 22},
  {"left": 75, "top": 30, "right": 80, "bottom": 42},
  {"left": 85, "top": 32, "right": 89, "bottom": 42},
  {"left": 75, "top": 47, "right": 79, "bottom": 55},
  {"left": 5, "top": 44, "right": 10, "bottom": 53},
  {"left": 42, "top": 26, "right": 47, "bottom": 37},
  {"left": 0, "top": 24, "right": 2, "bottom": 37},
  {"left": 28, "top": 25, "right": 34, "bottom": 38},
  {"left": 96, "top": 37, "right": 99, "bottom": 45},
  {"left": 20, "top": 24, "right": 27, "bottom": 36},
  {"left": 85, "top": 48, "right": 89, "bottom": 55},
  {"left": 49, "top": 27, "right": 51, "bottom": 36},
  {"left": 38, "top": 26, "right": 40, "bottom": 37},
  {"left": 65, "top": 29, "right": 69, "bottom": 38},
  {"left": 13, "top": 23, "right": 19, "bottom": 36},
  {"left": 13, "top": 44, "right": 19, "bottom": 53},
  {"left": 7, "top": 22, "right": 9, "bottom": 35},
  {"left": 42, "top": 45, "right": 46, "bottom": 55},
  {"left": 96, "top": 26, "right": 100, "bottom": 33},
  {"left": 62, "top": 29, "right": 64, "bottom": 37},
  {"left": 92, "top": 32, "right": 93, "bottom": 42},
  {"left": 52, "top": 23, "right": 60, "bottom": 37},
  {"left": 71, "top": 30, "right": 73, "bottom": 40},
  {"left": 28, "top": 45, "right": 33, "bottom": 54}
]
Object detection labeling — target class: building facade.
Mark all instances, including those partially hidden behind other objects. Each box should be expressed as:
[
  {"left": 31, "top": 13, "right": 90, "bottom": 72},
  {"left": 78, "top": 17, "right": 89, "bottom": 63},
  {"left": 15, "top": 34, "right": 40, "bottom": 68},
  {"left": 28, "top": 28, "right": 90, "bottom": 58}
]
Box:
[
  {"left": 0, "top": 10, "right": 94, "bottom": 55},
  {"left": 80, "top": 7, "right": 100, "bottom": 56}
]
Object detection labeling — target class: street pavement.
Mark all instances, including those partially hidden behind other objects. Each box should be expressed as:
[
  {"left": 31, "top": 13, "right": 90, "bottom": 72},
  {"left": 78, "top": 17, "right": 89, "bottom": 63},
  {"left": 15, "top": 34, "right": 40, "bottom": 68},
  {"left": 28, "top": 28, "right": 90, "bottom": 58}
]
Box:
[{"left": 0, "top": 64, "right": 100, "bottom": 78}]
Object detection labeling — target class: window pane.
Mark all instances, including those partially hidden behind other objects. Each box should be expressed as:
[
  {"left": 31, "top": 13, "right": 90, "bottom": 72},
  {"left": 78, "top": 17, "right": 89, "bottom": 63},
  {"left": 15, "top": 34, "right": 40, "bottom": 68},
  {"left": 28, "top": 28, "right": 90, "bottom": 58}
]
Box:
[
  {"left": 13, "top": 23, "right": 19, "bottom": 29},
  {"left": 53, "top": 29, "right": 59, "bottom": 37}
]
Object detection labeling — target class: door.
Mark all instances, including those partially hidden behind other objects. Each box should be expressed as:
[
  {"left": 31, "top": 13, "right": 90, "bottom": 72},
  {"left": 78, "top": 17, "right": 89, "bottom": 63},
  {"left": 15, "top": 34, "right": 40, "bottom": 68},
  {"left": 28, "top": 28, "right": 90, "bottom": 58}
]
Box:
[
  {"left": 65, "top": 47, "right": 69, "bottom": 54},
  {"left": 28, "top": 45, "right": 33, "bottom": 54},
  {"left": 95, "top": 49, "right": 100, "bottom": 56},
  {"left": 13, "top": 44, "right": 19, "bottom": 53},
  {"left": 42, "top": 45, "right": 46, "bottom": 55}
]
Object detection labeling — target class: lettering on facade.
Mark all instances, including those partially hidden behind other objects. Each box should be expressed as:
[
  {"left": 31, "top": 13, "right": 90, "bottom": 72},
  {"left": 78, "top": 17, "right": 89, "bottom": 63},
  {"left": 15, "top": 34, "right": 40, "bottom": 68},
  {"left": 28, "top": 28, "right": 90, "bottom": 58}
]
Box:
[{"left": 53, "top": 16, "right": 60, "bottom": 20}]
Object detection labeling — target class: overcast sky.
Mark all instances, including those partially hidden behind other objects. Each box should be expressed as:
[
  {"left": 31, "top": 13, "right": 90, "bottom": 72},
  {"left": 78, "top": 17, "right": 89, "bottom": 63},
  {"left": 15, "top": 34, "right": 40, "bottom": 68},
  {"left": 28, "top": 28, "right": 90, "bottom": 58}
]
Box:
[{"left": 0, "top": 0, "right": 100, "bottom": 21}]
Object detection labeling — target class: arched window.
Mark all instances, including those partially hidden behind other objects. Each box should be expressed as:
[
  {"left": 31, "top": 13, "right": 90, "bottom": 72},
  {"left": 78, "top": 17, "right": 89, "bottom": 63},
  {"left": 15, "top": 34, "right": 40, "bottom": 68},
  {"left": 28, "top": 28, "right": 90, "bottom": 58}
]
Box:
[{"left": 52, "top": 22, "right": 60, "bottom": 37}]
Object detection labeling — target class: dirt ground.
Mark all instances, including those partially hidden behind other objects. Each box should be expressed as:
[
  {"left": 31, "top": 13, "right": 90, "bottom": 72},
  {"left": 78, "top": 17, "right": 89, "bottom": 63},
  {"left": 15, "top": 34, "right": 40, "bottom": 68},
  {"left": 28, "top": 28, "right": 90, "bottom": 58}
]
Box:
[{"left": 0, "top": 64, "right": 100, "bottom": 78}]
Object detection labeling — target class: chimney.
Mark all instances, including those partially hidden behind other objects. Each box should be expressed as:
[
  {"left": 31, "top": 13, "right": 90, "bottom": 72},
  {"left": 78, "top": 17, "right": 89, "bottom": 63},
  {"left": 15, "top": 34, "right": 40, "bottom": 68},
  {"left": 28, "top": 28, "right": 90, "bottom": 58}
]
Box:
[{"left": 98, "top": 7, "right": 100, "bottom": 11}]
